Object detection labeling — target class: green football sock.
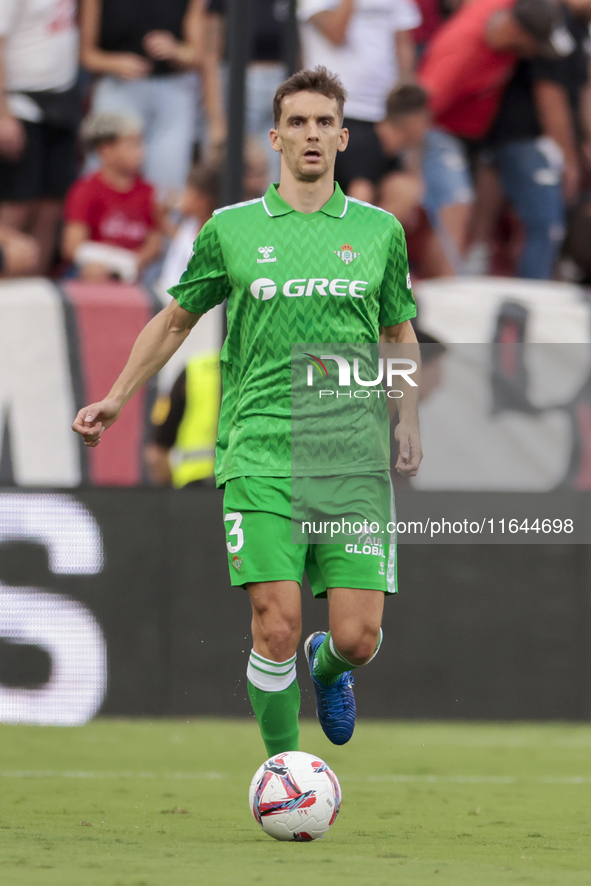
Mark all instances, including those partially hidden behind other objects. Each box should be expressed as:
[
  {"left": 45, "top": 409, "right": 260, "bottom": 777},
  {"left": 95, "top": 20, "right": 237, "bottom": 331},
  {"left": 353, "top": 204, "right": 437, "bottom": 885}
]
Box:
[
  {"left": 313, "top": 629, "right": 383, "bottom": 685},
  {"left": 247, "top": 651, "right": 300, "bottom": 756}
]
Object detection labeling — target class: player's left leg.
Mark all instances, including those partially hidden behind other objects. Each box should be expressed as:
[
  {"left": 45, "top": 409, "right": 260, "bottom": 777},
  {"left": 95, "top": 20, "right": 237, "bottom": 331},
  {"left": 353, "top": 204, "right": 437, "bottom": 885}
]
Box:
[
  {"left": 305, "top": 588, "right": 384, "bottom": 745},
  {"left": 320, "top": 586, "right": 384, "bottom": 673},
  {"left": 302, "top": 472, "right": 394, "bottom": 742}
]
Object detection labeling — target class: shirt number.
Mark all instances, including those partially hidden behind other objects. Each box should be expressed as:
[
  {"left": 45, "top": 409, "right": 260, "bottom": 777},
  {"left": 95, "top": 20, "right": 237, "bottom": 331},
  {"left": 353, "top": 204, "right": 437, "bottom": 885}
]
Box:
[{"left": 224, "top": 512, "right": 244, "bottom": 553}]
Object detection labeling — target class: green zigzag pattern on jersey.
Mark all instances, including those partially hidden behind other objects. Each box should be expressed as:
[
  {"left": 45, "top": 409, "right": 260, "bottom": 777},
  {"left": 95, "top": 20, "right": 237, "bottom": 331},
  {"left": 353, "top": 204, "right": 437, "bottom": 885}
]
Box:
[
  {"left": 170, "top": 217, "right": 232, "bottom": 312},
  {"left": 291, "top": 342, "right": 390, "bottom": 477}
]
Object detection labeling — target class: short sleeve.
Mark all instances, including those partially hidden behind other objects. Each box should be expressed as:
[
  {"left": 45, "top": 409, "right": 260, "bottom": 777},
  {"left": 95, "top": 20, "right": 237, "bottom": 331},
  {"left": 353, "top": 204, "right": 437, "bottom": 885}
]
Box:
[
  {"left": 391, "top": 0, "right": 422, "bottom": 32},
  {"left": 297, "top": 0, "right": 340, "bottom": 24},
  {"left": 168, "top": 216, "right": 231, "bottom": 314},
  {"left": 378, "top": 219, "right": 417, "bottom": 327}
]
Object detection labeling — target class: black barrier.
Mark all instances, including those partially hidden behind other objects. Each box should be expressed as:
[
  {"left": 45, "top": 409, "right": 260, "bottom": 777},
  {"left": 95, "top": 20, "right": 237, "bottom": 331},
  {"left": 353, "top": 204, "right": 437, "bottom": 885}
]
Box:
[{"left": 1, "top": 488, "right": 591, "bottom": 723}]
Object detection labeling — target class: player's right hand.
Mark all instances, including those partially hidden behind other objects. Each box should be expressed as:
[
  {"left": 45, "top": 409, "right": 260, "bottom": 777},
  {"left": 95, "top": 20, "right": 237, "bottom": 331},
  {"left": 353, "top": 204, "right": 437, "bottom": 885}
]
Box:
[{"left": 72, "top": 399, "right": 123, "bottom": 447}]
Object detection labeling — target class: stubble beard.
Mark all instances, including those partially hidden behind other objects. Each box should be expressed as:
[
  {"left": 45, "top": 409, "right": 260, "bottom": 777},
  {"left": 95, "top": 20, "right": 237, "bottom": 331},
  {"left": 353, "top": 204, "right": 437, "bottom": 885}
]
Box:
[
  {"left": 295, "top": 168, "right": 326, "bottom": 183},
  {"left": 294, "top": 154, "right": 334, "bottom": 183}
]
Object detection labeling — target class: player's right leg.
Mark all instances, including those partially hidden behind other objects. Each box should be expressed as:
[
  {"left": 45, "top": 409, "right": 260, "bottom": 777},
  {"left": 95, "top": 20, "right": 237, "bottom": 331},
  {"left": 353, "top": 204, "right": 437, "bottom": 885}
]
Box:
[
  {"left": 302, "top": 472, "right": 393, "bottom": 745},
  {"left": 223, "top": 477, "right": 306, "bottom": 757},
  {"left": 247, "top": 581, "right": 302, "bottom": 757},
  {"left": 305, "top": 588, "right": 385, "bottom": 745}
]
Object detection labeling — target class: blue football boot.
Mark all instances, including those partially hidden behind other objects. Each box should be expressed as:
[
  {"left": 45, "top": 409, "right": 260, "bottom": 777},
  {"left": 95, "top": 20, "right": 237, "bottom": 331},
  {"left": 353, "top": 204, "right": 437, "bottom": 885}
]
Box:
[{"left": 304, "top": 631, "right": 356, "bottom": 745}]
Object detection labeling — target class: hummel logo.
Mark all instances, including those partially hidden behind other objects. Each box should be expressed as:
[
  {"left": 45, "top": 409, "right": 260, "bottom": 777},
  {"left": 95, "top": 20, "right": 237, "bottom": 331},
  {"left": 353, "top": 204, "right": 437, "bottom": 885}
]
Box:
[
  {"left": 257, "top": 246, "right": 276, "bottom": 263},
  {"left": 334, "top": 243, "right": 360, "bottom": 265}
]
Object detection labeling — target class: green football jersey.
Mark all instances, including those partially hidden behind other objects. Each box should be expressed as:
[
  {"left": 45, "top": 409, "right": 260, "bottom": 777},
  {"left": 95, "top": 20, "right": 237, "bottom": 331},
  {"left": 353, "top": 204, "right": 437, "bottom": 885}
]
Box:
[{"left": 168, "top": 183, "right": 416, "bottom": 485}]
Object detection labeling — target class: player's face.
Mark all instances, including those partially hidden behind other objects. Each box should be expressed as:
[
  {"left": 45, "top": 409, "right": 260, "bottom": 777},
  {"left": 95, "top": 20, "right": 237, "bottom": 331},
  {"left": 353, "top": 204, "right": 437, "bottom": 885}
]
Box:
[{"left": 270, "top": 91, "right": 348, "bottom": 182}]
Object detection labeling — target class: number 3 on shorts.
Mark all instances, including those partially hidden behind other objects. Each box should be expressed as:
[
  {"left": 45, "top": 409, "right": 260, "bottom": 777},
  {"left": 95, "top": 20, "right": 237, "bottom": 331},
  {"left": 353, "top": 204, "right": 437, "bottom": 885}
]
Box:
[{"left": 224, "top": 512, "right": 244, "bottom": 553}]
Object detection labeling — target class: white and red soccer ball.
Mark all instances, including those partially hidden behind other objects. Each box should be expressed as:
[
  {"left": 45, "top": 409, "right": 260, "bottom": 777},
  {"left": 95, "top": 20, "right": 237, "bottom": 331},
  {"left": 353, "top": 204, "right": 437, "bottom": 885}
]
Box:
[{"left": 249, "top": 751, "right": 342, "bottom": 842}]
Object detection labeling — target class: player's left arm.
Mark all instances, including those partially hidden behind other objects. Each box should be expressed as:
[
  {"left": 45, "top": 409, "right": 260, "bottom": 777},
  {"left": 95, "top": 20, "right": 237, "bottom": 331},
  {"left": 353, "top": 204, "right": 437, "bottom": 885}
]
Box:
[
  {"left": 378, "top": 218, "right": 421, "bottom": 475},
  {"left": 382, "top": 320, "right": 422, "bottom": 477}
]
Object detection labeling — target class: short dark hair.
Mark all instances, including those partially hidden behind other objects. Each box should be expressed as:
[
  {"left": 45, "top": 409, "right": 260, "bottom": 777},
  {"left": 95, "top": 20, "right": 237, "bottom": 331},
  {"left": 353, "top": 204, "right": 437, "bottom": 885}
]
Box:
[
  {"left": 273, "top": 66, "right": 347, "bottom": 126},
  {"left": 385, "top": 84, "right": 429, "bottom": 122},
  {"left": 186, "top": 164, "right": 221, "bottom": 207}
]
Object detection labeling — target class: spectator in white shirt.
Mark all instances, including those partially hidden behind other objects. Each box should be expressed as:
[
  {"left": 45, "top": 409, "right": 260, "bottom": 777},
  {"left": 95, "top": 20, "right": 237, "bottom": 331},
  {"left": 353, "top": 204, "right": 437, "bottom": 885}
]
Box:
[
  {"left": 298, "top": 0, "right": 421, "bottom": 203},
  {"left": 0, "top": 0, "right": 80, "bottom": 274}
]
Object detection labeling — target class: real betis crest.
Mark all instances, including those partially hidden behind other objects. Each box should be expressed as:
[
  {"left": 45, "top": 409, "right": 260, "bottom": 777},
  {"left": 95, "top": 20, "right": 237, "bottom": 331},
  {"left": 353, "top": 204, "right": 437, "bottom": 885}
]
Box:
[
  {"left": 334, "top": 243, "right": 360, "bottom": 265},
  {"left": 231, "top": 554, "right": 243, "bottom": 572}
]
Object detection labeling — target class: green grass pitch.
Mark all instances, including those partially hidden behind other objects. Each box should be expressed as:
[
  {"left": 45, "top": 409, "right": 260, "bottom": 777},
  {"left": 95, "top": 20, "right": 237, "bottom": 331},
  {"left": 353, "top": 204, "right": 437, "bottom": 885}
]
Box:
[{"left": 2, "top": 719, "right": 591, "bottom": 886}]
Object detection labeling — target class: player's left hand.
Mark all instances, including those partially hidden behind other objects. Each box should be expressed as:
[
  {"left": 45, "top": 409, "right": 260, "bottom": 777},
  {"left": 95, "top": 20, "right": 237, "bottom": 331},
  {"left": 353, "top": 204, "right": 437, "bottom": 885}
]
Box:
[{"left": 394, "top": 423, "right": 422, "bottom": 477}]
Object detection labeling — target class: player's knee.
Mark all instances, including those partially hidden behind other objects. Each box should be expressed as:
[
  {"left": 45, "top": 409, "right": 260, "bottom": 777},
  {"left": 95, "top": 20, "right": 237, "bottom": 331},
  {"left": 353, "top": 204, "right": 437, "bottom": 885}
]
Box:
[
  {"left": 332, "top": 626, "right": 381, "bottom": 667},
  {"left": 257, "top": 613, "right": 301, "bottom": 658},
  {"left": 344, "top": 642, "right": 377, "bottom": 667}
]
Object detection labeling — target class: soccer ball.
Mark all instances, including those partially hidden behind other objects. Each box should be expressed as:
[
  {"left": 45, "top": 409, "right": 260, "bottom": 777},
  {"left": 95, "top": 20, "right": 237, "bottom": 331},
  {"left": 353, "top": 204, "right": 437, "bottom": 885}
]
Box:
[{"left": 248, "top": 751, "right": 342, "bottom": 842}]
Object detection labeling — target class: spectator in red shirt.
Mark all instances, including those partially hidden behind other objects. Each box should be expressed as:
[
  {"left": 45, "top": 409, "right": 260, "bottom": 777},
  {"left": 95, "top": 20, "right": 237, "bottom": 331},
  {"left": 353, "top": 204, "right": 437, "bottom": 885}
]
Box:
[
  {"left": 412, "top": 0, "right": 444, "bottom": 55},
  {"left": 62, "top": 113, "right": 162, "bottom": 281},
  {"left": 417, "top": 0, "right": 564, "bottom": 270},
  {"left": 420, "top": 0, "right": 562, "bottom": 141}
]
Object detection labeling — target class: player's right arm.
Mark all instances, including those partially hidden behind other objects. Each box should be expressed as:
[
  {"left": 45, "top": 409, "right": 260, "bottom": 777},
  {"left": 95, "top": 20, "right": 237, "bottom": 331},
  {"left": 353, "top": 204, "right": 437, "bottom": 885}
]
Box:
[
  {"left": 72, "top": 301, "right": 201, "bottom": 447},
  {"left": 74, "top": 214, "right": 230, "bottom": 446}
]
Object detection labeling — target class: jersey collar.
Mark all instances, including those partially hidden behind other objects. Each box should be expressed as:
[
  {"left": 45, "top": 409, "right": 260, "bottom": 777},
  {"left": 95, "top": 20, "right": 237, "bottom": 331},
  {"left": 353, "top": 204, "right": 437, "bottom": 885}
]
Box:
[{"left": 262, "top": 183, "right": 348, "bottom": 218}]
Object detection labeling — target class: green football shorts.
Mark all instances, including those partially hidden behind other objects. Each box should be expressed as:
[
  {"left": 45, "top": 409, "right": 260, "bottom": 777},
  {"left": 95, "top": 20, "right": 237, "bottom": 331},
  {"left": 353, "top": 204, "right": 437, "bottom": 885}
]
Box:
[{"left": 222, "top": 474, "right": 397, "bottom": 598}]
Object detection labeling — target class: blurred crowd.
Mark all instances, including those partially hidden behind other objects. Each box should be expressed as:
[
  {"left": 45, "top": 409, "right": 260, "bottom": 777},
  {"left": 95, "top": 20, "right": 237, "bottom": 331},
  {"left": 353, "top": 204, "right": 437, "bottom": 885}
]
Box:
[{"left": 1, "top": 0, "right": 591, "bottom": 286}]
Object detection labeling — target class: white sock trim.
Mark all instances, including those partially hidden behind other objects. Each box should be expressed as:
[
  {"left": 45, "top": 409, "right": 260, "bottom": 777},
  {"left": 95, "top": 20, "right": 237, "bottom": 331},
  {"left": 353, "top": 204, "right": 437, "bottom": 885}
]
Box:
[
  {"left": 329, "top": 636, "right": 353, "bottom": 666},
  {"left": 366, "top": 628, "right": 383, "bottom": 665},
  {"left": 328, "top": 629, "right": 383, "bottom": 668},
  {"left": 247, "top": 650, "right": 297, "bottom": 692}
]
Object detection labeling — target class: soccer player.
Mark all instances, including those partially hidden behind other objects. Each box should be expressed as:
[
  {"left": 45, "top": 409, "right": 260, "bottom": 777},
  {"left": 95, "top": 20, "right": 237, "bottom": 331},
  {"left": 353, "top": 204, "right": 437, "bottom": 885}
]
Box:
[{"left": 72, "top": 66, "right": 422, "bottom": 757}]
